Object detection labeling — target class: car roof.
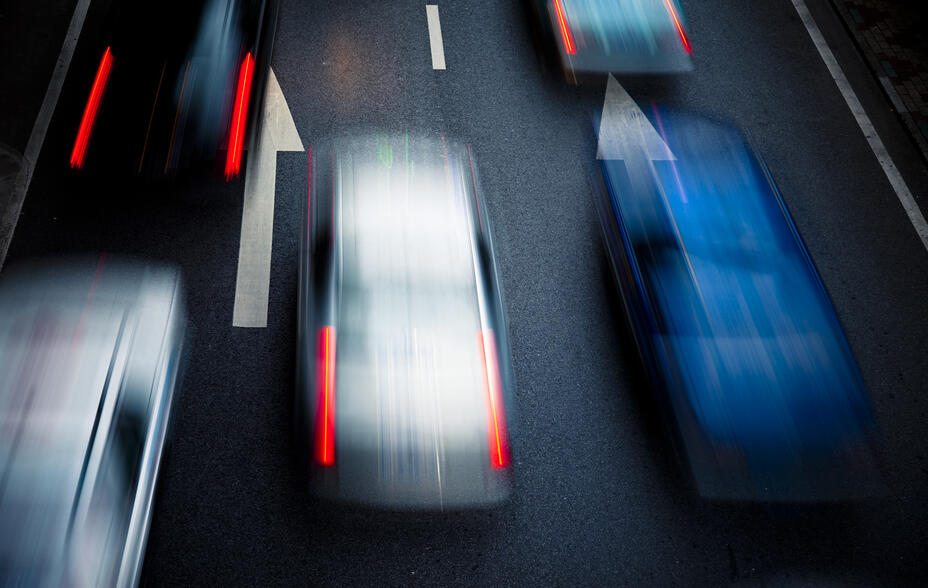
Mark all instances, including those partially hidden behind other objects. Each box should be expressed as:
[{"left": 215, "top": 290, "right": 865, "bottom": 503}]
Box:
[
  {"left": 652, "top": 118, "right": 791, "bottom": 257},
  {"left": 603, "top": 114, "right": 794, "bottom": 261},
  {"left": 325, "top": 136, "right": 497, "bottom": 488},
  {"left": 600, "top": 113, "right": 839, "bottom": 339},
  {"left": 334, "top": 135, "right": 482, "bottom": 299}
]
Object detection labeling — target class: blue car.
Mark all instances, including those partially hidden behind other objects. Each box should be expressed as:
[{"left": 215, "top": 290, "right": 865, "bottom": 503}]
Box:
[{"left": 592, "top": 112, "right": 883, "bottom": 500}]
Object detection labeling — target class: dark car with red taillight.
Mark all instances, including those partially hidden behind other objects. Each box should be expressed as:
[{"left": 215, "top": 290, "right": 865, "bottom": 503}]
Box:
[{"left": 65, "top": 0, "right": 278, "bottom": 179}]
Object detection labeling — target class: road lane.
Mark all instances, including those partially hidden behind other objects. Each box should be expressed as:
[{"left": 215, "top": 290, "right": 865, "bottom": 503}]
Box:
[
  {"left": 791, "top": 0, "right": 928, "bottom": 250},
  {"left": 151, "top": 0, "right": 928, "bottom": 584},
  {"left": 2, "top": 0, "right": 926, "bottom": 585},
  {"left": 142, "top": 0, "right": 925, "bottom": 583}
]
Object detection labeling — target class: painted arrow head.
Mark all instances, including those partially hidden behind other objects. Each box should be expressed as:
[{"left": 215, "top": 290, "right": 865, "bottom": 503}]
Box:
[
  {"left": 262, "top": 68, "right": 304, "bottom": 152},
  {"left": 597, "top": 74, "right": 674, "bottom": 162}
]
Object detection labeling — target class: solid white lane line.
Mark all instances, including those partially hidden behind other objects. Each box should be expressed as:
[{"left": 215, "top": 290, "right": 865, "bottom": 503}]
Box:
[
  {"left": 426, "top": 5, "right": 446, "bottom": 70},
  {"left": 791, "top": 0, "right": 928, "bottom": 252},
  {"left": 0, "top": 0, "right": 94, "bottom": 269},
  {"left": 232, "top": 69, "right": 304, "bottom": 328}
]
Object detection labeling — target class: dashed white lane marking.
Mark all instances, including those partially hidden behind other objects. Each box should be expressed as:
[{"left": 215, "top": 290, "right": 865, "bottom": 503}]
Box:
[
  {"left": 0, "top": 0, "right": 93, "bottom": 269},
  {"left": 791, "top": 0, "right": 928, "bottom": 252},
  {"left": 232, "top": 69, "right": 304, "bottom": 328},
  {"left": 426, "top": 5, "right": 446, "bottom": 70}
]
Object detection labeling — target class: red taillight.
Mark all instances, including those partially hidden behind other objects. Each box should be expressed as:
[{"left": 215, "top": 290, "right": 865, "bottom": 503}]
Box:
[
  {"left": 225, "top": 52, "right": 255, "bottom": 180},
  {"left": 314, "top": 326, "right": 336, "bottom": 466},
  {"left": 664, "top": 0, "right": 692, "bottom": 54},
  {"left": 552, "top": 0, "right": 577, "bottom": 56},
  {"left": 479, "top": 329, "right": 510, "bottom": 469},
  {"left": 70, "top": 47, "right": 114, "bottom": 169}
]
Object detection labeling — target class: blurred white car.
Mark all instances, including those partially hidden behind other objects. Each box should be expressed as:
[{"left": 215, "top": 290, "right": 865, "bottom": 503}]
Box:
[
  {"left": 0, "top": 258, "right": 185, "bottom": 585},
  {"left": 296, "top": 135, "right": 516, "bottom": 508}
]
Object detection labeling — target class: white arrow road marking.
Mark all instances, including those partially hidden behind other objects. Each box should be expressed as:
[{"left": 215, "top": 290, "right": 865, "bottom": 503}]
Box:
[
  {"left": 596, "top": 76, "right": 704, "bottom": 290},
  {"left": 426, "top": 5, "right": 446, "bottom": 70},
  {"left": 232, "top": 68, "right": 304, "bottom": 328},
  {"left": 597, "top": 74, "right": 674, "bottom": 162}
]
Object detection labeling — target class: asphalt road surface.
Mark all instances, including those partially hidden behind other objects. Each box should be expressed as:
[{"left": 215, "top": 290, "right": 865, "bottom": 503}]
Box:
[{"left": 4, "top": 0, "right": 928, "bottom": 584}]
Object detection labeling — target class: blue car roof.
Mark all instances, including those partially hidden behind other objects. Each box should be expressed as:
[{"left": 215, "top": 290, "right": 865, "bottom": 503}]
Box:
[{"left": 598, "top": 112, "right": 877, "bottom": 499}]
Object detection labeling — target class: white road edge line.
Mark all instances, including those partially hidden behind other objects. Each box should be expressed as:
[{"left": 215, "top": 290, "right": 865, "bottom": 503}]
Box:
[
  {"left": 878, "top": 76, "right": 907, "bottom": 114},
  {"left": 426, "top": 5, "right": 446, "bottom": 70},
  {"left": 791, "top": 0, "right": 928, "bottom": 252},
  {"left": 232, "top": 68, "right": 304, "bottom": 328},
  {"left": 0, "top": 0, "right": 94, "bottom": 270}
]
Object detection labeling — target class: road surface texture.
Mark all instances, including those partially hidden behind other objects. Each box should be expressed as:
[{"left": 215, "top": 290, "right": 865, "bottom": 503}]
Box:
[{"left": 2, "top": 0, "right": 927, "bottom": 585}]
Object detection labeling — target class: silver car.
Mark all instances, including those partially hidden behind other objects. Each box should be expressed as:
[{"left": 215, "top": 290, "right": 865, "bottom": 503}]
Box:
[
  {"left": 0, "top": 258, "right": 185, "bottom": 586},
  {"left": 297, "top": 134, "right": 515, "bottom": 508}
]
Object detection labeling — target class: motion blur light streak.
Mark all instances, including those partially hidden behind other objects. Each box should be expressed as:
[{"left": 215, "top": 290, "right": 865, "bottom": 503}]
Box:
[
  {"left": 71, "top": 252, "right": 107, "bottom": 348},
  {"left": 553, "top": 0, "right": 577, "bottom": 55},
  {"left": 138, "top": 62, "right": 167, "bottom": 173},
  {"left": 69, "top": 46, "right": 113, "bottom": 169},
  {"left": 480, "top": 330, "right": 510, "bottom": 469},
  {"left": 225, "top": 52, "right": 255, "bottom": 180},
  {"left": 314, "top": 325, "right": 335, "bottom": 466},
  {"left": 306, "top": 146, "right": 312, "bottom": 248},
  {"left": 59, "top": 1, "right": 277, "bottom": 177},
  {"left": 466, "top": 144, "right": 483, "bottom": 232},
  {"left": 165, "top": 61, "right": 191, "bottom": 174},
  {"left": 330, "top": 148, "right": 335, "bottom": 242},
  {"left": 664, "top": 0, "right": 691, "bottom": 54},
  {"left": 651, "top": 102, "right": 689, "bottom": 204}
]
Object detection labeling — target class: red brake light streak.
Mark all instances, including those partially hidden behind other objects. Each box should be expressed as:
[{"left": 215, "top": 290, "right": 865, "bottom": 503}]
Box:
[
  {"left": 552, "top": 0, "right": 577, "bottom": 56},
  {"left": 479, "top": 330, "right": 511, "bottom": 469},
  {"left": 664, "top": 0, "right": 692, "bottom": 54},
  {"left": 314, "top": 326, "right": 336, "bottom": 466},
  {"left": 225, "top": 52, "right": 255, "bottom": 180},
  {"left": 70, "top": 47, "right": 113, "bottom": 169}
]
